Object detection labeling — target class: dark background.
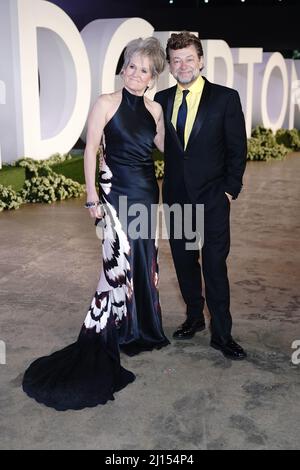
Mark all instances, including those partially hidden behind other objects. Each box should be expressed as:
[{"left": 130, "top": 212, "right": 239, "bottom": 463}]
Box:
[{"left": 48, "top": 0, "right": 300, "bottom": 57}]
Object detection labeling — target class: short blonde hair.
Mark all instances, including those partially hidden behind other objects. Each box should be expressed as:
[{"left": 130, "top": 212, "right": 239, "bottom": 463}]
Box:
[{"left": 122, "top": 37, "right": 166, "bottom": 80}]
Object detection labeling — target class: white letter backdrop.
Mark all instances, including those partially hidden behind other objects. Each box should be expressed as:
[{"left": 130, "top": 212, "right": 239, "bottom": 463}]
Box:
[{"left": 0, "top": 0, "right": 299, "bottom": 166}]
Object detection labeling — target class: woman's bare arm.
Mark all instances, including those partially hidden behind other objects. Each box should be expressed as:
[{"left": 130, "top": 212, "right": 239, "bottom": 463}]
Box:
[
  {"left": 84, "top": 95, "right": 109, "bottom": 218},
  {"left": 153, "top": 103, "right": 165, "bottom": 153}
]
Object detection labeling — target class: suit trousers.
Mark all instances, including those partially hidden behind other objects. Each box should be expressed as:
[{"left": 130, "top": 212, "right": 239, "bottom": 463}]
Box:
[{"left": 164, "top": 181, "right": 233, "bottom": 343}]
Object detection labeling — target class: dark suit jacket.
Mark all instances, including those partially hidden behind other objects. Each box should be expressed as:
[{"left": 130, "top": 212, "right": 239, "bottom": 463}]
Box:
[{"left": 154, "top": 77, "right": 247, "bottom": 203}]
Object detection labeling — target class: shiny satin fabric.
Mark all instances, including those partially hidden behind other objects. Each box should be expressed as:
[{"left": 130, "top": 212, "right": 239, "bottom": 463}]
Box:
[{"left": 102, "top": 87, "right": 169, "bottom": 356}]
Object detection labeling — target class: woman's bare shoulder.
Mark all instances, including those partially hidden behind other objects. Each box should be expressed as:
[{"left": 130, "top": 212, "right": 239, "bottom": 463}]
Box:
[
  {"left": 94, "top": 91, "right": 122, "bottom": 109},
  {"left": 144, "top": 96, "right": 163, "bottom": 119}
]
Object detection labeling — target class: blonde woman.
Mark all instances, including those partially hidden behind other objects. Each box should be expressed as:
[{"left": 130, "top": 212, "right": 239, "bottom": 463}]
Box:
[{"left": 23, "top": 37, "right": 169, "bottom": 410}]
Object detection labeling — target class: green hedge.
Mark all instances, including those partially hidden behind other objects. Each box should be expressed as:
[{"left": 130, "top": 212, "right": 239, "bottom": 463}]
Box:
[
  {"left": 275, "top": 128, "right": 300, "bottom": 151},
  {"left": 247, "top": 126, "right": 288, "bottom": 161},
  {"left": 0, "top": 154, "right": 85, "bottom": 211},
  {"left": 154, "top": 160, "right": 164, "bottom": 179},
  {"left": 19, "top": 159, "right": 85, "bottom": 204},
  {"left": 247, "top": 126, "right": 300, "bottom": 161},
  {"left": 0, "top": 184, "right": 23, "bottom": 211}
]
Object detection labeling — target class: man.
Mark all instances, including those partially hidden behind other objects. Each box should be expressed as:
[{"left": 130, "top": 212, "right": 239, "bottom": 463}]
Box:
[{"left": 154, "top": 32, "right": 247, "bottom": 360}]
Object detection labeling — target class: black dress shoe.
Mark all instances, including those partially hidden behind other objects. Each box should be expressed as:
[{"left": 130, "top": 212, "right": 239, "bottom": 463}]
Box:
[
  {"left": 210, "top": 338, "right": 247, "bottom": 360},
  {"left": 173, "top": 318, "right": 206, "bottom": 340}
]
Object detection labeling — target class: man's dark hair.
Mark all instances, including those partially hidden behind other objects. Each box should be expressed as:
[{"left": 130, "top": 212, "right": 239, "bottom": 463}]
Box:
[{"left": 166, "top": 31, "right": 203, "bottom": 63}]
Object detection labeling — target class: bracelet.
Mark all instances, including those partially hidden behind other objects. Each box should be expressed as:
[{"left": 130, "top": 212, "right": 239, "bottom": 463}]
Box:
[{"left": 84, "top": 200, "right": 102, "bottom": 209}]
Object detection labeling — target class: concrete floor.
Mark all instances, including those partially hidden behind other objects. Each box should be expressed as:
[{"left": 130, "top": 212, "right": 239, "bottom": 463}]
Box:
[{"left": 0, "top": 153, "right": 300, "bottom": 450}]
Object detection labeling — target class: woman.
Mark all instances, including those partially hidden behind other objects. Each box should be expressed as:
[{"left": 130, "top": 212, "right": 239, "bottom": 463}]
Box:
[{"left": 22, "top": 37, "right": 169, "bottom": 411}]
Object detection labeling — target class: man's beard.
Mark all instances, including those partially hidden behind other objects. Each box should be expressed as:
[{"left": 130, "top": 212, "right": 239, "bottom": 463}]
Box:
[{"left": 175, "top": 69, "right": 200, "bottom": 85}]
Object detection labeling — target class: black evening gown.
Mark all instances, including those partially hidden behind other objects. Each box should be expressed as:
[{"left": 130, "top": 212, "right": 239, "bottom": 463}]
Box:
[{"left": 22, "top": 87, "right": 170, "bottom": 411}]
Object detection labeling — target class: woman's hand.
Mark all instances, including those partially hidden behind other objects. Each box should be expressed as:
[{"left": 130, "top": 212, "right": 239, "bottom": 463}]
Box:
[
  {"left": 86, "top": 191, "right": 104, "bottom": 219},
  {"left": 88, "top": 202, "right": 104, "bottom": 220}
]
